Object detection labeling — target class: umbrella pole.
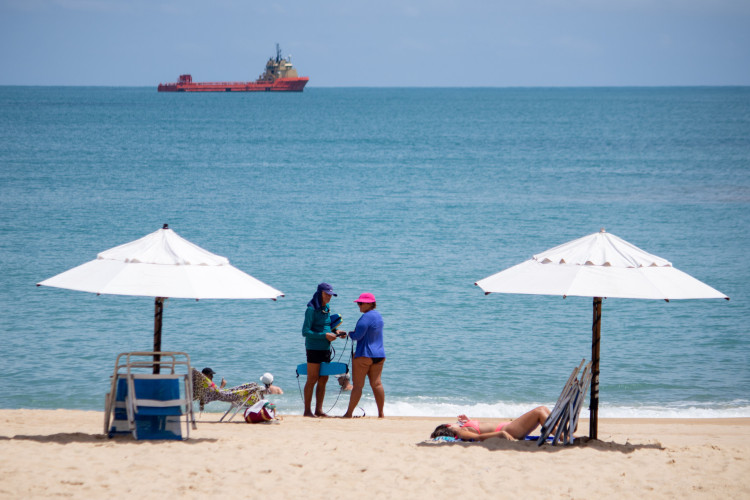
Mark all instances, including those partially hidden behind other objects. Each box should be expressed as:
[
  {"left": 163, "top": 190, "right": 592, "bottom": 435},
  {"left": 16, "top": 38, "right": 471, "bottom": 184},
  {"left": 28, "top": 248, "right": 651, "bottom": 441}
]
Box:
[
  {"left": 153, "top": 297, "right": 165, "bottom": 374},
  {"left": 590, "top": 296, "right": 602, "bottom": 440}
]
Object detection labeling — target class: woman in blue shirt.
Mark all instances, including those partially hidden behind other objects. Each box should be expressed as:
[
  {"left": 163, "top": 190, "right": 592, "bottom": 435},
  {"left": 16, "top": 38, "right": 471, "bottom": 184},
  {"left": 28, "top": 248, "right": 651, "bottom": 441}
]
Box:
[
  {"left": 302, "top": 282, "right": 345, "bottom": 417},
  {"left": 343, "top": 292, "right": 386, "bottom": 418}
]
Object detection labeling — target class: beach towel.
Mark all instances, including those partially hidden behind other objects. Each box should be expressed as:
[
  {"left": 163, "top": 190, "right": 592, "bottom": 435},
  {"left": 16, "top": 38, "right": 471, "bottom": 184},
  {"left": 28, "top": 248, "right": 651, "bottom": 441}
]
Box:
[{"left": 430, "top": 435, "right": 552, "bottom": 443}]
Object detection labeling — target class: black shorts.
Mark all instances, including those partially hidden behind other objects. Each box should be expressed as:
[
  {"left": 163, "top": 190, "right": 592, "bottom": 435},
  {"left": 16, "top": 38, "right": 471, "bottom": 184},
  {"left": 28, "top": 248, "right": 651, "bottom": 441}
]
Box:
[{"left": 306, "top": 349, "right": 331, "bottom": 364}]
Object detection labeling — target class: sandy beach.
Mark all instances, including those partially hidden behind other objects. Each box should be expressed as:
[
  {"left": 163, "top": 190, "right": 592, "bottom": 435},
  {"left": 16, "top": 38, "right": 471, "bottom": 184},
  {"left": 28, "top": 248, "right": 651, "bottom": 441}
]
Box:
[{"left": 0, "top": 410, "right": 748, "bottom": 499}]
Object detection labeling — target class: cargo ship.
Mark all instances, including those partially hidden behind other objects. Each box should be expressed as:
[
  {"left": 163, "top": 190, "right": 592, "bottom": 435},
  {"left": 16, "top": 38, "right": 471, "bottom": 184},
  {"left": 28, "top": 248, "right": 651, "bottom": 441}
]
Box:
[{"left": 157, "top": 44, "right": 309, "bottom": 92}]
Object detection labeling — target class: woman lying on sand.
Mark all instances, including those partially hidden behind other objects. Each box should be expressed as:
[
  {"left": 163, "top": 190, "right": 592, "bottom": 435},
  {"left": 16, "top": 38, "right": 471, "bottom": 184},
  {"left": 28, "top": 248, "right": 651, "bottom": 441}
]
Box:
[{"left": 430, "top": 406, "right": 551, "bottom": 441}]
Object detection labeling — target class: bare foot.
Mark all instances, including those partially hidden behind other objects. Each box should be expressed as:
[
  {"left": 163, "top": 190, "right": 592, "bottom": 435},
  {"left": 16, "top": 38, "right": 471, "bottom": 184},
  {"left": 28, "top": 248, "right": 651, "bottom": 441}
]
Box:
[
  {"left": 341, "top": 413, "right": 353, "bottom": 418},
  {"left": 303, "top": 411, "right": 317, "bottom": 418},
  {"left": 315, "top": 412, "right": 330, "bottom": 418}
]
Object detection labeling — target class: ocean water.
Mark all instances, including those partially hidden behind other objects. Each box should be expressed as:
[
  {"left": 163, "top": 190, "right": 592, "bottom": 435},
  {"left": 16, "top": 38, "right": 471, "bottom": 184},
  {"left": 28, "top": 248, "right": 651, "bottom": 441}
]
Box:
[{"left": 1, "top": 86, "right": 749, "bottom": 419}]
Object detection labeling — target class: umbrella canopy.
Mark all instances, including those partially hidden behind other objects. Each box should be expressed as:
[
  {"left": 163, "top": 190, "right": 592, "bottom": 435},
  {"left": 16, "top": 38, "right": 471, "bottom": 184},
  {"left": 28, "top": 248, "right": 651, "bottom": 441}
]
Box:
[
  {"left": 38, "top": 225, "right": 284, "bottom": 299},
  {"left": 475, "top": 229, "right": 728, "bottom": 439},
  {"left": 38, "top": 225, "right": 284, "bottom": 370}
]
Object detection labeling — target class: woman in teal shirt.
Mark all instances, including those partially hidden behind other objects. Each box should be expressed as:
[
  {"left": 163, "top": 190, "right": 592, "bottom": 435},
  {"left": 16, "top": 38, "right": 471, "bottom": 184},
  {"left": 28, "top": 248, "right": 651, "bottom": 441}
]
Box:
[{"left": 302, "top": 282, "right": 344, "bottom": 417}]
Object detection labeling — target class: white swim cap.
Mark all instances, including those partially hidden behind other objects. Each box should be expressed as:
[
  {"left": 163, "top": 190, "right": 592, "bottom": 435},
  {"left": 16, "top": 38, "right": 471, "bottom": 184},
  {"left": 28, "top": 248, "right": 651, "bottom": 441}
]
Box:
[{"left": 260, "top": 372, "right": 274, "bottom": 385}]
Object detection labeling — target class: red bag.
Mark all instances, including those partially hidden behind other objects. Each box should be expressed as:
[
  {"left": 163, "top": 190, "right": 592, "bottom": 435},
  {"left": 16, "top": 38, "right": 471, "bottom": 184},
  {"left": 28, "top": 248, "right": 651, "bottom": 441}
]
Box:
[{"left": 244, "top": 402, "right": 276, "bottom": 423}]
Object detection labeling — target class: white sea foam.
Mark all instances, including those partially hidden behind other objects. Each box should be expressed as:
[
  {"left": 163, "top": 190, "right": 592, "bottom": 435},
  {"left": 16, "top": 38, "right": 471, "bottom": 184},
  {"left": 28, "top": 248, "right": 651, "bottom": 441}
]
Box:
[
  {"left": 270, "top": 396, "right": 750, "bottom": 419},
  {"left": 375, "top": 398, "right": 750, "bottom": 419}
]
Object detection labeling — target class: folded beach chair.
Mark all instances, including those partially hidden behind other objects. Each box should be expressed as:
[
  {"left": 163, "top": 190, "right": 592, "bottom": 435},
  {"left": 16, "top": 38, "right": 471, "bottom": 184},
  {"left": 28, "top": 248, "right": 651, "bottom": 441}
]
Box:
[
  {"left": 538, "top": 359, "right": 593, "bottom": 446},
  {"left": 191, "top": 369, "right": 266, "bottom": 422},
  {"left": 104, "top": 352, "right": 196, "bottom": 440}
]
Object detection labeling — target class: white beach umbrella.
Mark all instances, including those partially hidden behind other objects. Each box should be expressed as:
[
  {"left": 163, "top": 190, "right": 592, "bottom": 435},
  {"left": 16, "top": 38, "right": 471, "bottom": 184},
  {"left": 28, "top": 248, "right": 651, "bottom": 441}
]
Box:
[
  {"left": 475, "top": 229, "right": 728, "bottom": 439},
  {"left": 38, "top": 224, "right": 284, "bottom": 370}
]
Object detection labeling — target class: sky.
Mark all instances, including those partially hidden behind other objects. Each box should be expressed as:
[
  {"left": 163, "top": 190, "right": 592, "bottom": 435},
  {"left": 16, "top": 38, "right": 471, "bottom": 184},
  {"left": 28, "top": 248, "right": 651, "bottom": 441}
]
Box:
[{"left": 1, "top": 0, "right": 749, "bottom": 87}]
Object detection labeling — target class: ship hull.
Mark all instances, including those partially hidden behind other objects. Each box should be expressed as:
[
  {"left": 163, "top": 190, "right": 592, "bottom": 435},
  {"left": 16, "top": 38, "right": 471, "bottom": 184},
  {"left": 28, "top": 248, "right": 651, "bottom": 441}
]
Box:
[{"left": 157, "top": 77, "right": 309, "bottom": 92}]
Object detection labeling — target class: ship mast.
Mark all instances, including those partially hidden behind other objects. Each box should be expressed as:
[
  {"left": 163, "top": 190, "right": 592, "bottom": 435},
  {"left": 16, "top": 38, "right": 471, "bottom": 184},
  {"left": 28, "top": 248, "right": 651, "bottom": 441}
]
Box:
[{"left": 276, "top": 43, "right": 282, "bottom": 63}]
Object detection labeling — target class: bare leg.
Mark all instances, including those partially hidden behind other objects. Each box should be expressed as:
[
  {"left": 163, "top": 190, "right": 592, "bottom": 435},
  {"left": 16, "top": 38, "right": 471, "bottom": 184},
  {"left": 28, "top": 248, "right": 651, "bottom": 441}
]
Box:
[
  {"left": 343, "top": 357, "right": 370, "bottom": 418},
  {"left": 315, "top": 375, "right": 329, "bottom": 416},
  {"left": 368, "top": 360, "right": 385, "bottom": 418},
  {"left": 303, "top": 362, "right": 320, "bottom": 417},
  {"left": 502, "top": 406, "right": 551, "bottom": 439}
]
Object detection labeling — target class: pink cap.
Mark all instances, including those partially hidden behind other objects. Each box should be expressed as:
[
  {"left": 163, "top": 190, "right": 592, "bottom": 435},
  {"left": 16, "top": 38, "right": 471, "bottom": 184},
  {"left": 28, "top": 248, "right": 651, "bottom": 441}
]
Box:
[{"left": 354, "top": 292, "right": 376, "bottom": 303}]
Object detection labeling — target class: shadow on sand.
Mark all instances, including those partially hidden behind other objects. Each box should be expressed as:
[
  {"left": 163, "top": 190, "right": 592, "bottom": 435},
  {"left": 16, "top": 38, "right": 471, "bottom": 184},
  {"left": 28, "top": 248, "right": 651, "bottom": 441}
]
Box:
[
  {"left": 0, "top": 433, "right": 217, "bottom": 444},
  {"left": 417, "top": 437, "right": 664, "bottom": 453}
]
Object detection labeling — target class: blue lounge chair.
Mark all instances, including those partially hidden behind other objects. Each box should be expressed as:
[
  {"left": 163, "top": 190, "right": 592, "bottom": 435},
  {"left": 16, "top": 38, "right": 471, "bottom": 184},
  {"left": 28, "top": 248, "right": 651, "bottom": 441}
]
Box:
[{"left": 104, "top": 352, "right": 196, "bottom": 440}]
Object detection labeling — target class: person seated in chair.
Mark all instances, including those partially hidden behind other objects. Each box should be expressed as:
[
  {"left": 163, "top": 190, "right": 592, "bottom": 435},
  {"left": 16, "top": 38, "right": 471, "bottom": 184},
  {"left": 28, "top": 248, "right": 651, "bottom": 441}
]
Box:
[
  {"left": 430, "top": 406, "right": 552, "bottom": 441},
  {"left": 260, "top": 373, "right": 283, "bottom": 394},
  {"left": 202, "top": 367, "right": 226, "bottom": 389},
  {"left": 193, "top": 367, "right": 265, "bottom": 413}
]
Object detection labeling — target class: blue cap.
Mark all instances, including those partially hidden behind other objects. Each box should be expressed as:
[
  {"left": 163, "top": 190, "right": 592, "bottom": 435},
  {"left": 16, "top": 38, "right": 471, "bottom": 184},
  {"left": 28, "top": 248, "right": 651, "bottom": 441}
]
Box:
[{"left": 317, "top": 282, "right": 337, "bottom": 296}]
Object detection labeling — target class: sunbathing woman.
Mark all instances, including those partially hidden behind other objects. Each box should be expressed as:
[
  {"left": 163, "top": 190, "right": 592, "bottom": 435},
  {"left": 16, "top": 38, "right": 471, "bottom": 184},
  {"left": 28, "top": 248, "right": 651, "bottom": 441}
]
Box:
[{"left": 430, "top": 406, "right": 551, "bottom": 441}]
